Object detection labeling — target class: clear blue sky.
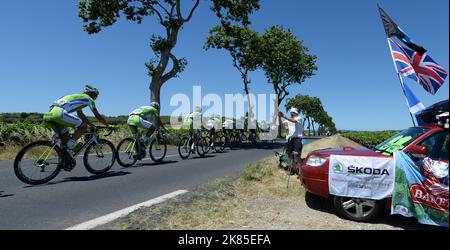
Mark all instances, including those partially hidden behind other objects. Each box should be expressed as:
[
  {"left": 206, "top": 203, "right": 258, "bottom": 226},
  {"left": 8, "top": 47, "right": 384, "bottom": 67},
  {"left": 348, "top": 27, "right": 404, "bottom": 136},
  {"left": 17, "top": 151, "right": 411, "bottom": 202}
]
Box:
[{"left": 0, "top": 0, "right": 448, "bottom": 131}]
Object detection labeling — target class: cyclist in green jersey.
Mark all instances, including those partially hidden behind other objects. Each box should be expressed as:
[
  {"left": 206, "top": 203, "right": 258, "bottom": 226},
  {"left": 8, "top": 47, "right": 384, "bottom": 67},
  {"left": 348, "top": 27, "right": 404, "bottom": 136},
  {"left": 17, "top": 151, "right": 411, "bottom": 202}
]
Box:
[
  {"left": 183, "top": 106, "right": 203, "bottom": 152},
  {"left": 127, "top": 102, "right": 165, "bottom": 145},
  {"left": 206, "top": 114, "right": 222, "bottom": 146},
  {"left": 43, "top": 85, "right": 108, "bottom": 150}
]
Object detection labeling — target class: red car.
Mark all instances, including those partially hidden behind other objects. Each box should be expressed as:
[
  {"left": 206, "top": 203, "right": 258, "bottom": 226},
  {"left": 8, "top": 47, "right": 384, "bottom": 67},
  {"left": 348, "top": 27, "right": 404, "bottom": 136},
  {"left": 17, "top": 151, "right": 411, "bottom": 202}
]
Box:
[{"left": 299, "top": 119, "right": 449, "bottom": 222}]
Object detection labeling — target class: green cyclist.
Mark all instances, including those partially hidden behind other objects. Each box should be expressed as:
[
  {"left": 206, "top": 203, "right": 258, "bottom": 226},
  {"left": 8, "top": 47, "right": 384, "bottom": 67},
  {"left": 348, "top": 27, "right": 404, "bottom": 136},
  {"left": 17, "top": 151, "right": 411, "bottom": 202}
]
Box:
[
  {"left": 127, "top": 102, "right": 165, "bottom": 146},
  {"left": 43, "top": 85, "right": 108, "bottom": 151},
  {"left": 183, "top": 106, "right": 203, "bottom": 152}
]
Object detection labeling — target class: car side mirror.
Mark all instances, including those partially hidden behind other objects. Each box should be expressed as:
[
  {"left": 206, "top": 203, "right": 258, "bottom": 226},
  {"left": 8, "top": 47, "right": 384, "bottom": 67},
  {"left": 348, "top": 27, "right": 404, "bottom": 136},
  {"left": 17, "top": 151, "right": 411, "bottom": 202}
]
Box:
[{"left": 409, "top": 145, "right": 429, "bottom": 159}]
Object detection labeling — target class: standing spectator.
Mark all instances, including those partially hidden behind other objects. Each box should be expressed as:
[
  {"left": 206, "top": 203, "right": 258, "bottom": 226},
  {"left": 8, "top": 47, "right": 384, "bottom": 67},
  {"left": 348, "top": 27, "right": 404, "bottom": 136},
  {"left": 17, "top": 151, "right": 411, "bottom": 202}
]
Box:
[{"left": 278, "top": 108, "right": 304, "bottom": 163}]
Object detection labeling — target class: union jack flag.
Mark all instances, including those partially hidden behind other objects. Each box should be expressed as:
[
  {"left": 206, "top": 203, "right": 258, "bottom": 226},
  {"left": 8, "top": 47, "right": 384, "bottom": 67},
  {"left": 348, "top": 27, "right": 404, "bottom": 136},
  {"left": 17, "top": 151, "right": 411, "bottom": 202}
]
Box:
[{"left": 388, "top": 38, "right": 448, "bottom": 95}]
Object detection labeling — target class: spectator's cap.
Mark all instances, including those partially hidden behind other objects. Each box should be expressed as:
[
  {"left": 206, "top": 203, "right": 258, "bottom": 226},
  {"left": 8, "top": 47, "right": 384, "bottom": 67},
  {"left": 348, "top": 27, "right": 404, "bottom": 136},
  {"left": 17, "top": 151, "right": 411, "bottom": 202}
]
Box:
[{"left": 289, "top": 108, "right": 299, "bottom": 115}]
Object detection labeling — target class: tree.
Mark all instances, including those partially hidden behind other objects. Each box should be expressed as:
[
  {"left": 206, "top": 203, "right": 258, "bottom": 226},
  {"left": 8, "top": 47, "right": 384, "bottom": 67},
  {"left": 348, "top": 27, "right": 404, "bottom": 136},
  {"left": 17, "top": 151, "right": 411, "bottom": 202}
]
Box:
[
  {"left": 205, "top": 25, "right": 261, "bottom": 118},
  {"left": 78, "top": 0, "right": 259, "bottom": 105},
  {"left": 205, "top": 0, "right": 260, "bottom": 119},
  {"left": 260, "top": 26, "right": 318, "bottom": 136},
  {"left": 286, "top": 95, "right": 336, "bottom": 136}
]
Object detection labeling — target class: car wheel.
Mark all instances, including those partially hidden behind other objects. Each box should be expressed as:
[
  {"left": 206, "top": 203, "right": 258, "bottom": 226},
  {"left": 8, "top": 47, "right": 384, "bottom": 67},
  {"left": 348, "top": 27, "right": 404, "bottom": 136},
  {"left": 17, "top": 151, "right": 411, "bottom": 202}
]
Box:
[{"left": 333, "top": 196, "right": 383, "bottom": 222}]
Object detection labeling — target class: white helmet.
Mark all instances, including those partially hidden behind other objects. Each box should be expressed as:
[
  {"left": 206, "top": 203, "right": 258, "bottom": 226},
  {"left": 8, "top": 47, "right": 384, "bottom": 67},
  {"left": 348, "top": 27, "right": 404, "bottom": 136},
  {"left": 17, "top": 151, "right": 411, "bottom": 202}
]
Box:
[
  {"left": 195, "top": 106, "right": 202, "bottom": 113},
  {"left": 151, "top": 102, "right": 160, "bottom": 110}
]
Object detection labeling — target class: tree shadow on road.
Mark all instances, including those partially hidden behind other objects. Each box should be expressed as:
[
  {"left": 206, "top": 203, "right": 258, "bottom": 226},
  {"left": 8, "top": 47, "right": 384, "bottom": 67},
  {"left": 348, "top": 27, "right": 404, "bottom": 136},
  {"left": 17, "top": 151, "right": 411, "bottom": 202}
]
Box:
[
  {"left": 192, "top": 155, "right": 216, "bottom": 160},
  {"left": 135, "top": 160, "right": 178, "bottom": 167},
  {"left": 21, "top": 171, "right": 132, "bottom": 187},
  {"left": 57, "top": 171, "right": 132, "bottom": 183},
  {"left": 0, "top": 191, "right": 14, "bottom": 198},
  {"left": 304, "top": 192, "right": 441, "bottom": 230},
  {"left": 232, "top": 142, "right": 285, "bottom": 151}
]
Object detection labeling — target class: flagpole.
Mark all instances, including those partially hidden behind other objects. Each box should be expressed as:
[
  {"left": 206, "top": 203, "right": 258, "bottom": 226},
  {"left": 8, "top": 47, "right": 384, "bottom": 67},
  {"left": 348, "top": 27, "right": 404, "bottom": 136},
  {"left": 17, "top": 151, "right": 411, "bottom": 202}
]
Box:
[
  {"left": 396, "top": 73, "right": 417, "bottom": 127},
  {"left": 386, "top": 39, "right": 417, "bottom": 127}
]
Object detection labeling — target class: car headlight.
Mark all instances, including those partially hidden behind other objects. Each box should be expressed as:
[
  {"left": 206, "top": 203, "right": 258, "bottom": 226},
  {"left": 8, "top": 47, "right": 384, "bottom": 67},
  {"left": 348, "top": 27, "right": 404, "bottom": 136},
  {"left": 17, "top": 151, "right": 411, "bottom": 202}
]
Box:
[{"left": 306, "top": 155, "right": 327, "bottom": 167}]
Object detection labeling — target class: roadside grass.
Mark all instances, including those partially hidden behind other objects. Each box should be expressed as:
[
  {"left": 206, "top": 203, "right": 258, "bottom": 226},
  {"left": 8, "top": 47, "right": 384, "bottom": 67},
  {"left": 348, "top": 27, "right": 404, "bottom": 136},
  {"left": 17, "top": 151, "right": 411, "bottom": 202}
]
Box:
[
  {"left": 0, "top": 145, "right": 21, "bottom": 161},
  {"left": 103, "top": 156, "right": 305, "bottom": 230}
]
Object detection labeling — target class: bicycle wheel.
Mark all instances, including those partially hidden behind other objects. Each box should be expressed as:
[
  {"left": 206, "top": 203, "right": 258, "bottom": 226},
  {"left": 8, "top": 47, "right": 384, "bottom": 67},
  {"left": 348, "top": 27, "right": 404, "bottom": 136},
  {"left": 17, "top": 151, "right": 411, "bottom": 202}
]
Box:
[
  {"left": 149, "top": 137, "right": 167, "bottom": 162},
  {"left": 178, "top": 136, "right": 192, "bottom": 160},
  {"left": 232, "top": 134, "right": 240, "bottom": 148},
  {"left": 14, "top": 141, "right": 63, "bottom": 185},
  {"left": 202, "top": 136, "right": 212, "bottom": 154},
  {"left": 84, "top": 139, "right": 116, "bottom": 175},
  {"left": 196, "top": 137, "right": 208, "bottom": 157},
  {"left": 224, "top": 133, "right": 233, "bottom": 150},
  {"left": 116, "top": 138, "right": 139, "bottom": 168},
  {"left": 215, "top": 135, "right": 226, "bottom": 153},
  {"left": 240, "top": 132, "right": 247, "bottom": 144}
]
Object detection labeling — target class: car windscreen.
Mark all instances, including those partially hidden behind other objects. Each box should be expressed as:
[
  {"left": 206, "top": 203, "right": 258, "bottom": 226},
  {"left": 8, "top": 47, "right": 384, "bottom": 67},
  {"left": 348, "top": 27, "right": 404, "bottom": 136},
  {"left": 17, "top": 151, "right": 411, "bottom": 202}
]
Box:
[{"left": 375, "top": 127, "right": 430, "bottom": 155}]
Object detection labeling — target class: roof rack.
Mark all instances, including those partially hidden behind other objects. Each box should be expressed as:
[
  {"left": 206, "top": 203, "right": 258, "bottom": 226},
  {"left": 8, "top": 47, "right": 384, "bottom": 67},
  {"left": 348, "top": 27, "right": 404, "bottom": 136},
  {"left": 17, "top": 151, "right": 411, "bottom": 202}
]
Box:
[
  {"left": 437, "top": 112, "right": 449, "bottom": 129},
  {"left": 417, "top": 100, "right": 449, "bottom": 126}
]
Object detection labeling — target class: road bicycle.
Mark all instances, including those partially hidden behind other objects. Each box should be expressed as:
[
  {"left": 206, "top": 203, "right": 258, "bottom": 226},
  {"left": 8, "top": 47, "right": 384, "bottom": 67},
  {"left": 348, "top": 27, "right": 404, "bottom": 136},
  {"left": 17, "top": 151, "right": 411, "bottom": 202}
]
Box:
[
  {"left": 178, "top": 130, "right": 208, "bottom": 159},
  {"left": 230, "top": 129, "right": 247, "bottom": 148},
  {"left": 116, "top": 129, "right": 168, "bottom": 167},
  {"left": 247, "top": 129, "right": 259, "bottom": 145},
  {"left": 221, "top": 128, "right": 237, "bottom": 150},
  {"left": 202, "top": 128, "right": 226, "bottom": 154},
  {"left": 14, "top": 124, "right": 116, "bottom": 185}
]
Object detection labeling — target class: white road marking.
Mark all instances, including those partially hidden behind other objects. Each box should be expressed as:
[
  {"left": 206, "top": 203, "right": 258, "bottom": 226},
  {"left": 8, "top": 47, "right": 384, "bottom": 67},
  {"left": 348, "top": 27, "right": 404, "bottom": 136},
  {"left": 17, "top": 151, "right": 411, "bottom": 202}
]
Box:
[{"left": 65, "top": 190, "right": 188, "bottom": 230}]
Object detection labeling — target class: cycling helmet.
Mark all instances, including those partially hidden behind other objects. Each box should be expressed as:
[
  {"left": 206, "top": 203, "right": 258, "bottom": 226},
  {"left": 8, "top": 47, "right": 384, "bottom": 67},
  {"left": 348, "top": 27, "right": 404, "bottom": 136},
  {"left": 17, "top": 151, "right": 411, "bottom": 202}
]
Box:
[
  {"left": 84, "top": 85, "right": 100, "bottom": 96},
  {"left": 151, "top": 102, "right": 160, "bottom": 110},
  {"left": 195, "top": 106, "right": 202, "bottom": 113}
]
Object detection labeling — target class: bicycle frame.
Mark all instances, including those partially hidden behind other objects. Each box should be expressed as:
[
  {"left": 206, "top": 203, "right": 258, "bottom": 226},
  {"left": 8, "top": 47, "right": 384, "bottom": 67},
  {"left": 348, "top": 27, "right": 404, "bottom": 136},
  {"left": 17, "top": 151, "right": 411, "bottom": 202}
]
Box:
[
  {"left": 48, "top": 127, "right": 104, "bottom": 161},
  {"left": 125, "top": 130, "right": 165, "bottom": 156},
  {"left": 32, "top": 142, "right": 59, "bottom": 170}
]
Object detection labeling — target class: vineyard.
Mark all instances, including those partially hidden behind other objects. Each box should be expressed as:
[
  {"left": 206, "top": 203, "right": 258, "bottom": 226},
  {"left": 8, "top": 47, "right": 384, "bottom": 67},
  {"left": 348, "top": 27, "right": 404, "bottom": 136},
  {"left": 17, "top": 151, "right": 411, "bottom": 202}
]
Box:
[
  {"left": 0, "top": 121, "right": 191, "bottom": 160},
  {"left": 1, "top": 112, "right": 402, "bottom": 160},
  {"left": 1, "top": 123, "right": 401, "bottom": 148},
  {"left": 341, "top": 131, "right": 399, "bottom": 148}
]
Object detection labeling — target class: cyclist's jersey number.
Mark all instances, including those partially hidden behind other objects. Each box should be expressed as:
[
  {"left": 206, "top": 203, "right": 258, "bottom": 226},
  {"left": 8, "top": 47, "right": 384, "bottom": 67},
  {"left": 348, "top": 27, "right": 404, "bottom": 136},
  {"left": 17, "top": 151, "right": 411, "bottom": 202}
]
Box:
[{"left": 51, "top": 94, "right": 96, "bottom": 113}]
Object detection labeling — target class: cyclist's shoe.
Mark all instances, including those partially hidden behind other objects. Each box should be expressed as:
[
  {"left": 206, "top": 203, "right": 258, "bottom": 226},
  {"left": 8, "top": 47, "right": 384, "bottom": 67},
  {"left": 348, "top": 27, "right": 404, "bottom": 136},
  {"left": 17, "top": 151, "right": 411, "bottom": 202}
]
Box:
[
  {"left": 140, "top": 151, "right": 147, "bottom": 160},
  {"left": 61, "top": 150, "right": 76, "bottom": 172}
]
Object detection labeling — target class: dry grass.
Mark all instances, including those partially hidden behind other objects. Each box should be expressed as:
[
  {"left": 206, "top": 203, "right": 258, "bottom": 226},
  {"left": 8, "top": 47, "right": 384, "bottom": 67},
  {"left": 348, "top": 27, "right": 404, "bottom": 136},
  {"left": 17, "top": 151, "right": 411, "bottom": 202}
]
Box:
[
  {"left": 0, "top": 145, "right": 21, "bottom": 161},
  {"left": 104, "top": 156, "right": 305, "bottom": 230}
]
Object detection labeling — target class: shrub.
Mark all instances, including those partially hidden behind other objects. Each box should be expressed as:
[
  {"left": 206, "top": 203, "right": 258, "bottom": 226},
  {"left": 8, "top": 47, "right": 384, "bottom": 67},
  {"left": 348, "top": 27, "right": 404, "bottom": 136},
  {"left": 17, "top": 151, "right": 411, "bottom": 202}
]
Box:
[{"left": 342, "top": 131, "right": 399, "bottom": 148}]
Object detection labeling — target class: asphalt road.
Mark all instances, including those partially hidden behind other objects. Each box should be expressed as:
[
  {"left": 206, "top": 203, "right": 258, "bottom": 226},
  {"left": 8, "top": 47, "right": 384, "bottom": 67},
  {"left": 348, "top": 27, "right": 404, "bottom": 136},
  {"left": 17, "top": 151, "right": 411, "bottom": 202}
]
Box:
[{"left": 0, "top": 142, "right": 284, "bottom": 230}]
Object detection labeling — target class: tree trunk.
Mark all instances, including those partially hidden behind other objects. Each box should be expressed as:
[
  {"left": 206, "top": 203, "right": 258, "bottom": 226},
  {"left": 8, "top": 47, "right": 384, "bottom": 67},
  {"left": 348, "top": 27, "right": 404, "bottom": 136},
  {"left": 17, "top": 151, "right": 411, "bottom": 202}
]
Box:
[
  {"left": 149, "top": 23, "right": 181, "bottom": 104},
  {"left": 243, "top": 72, "right": 255, "bottom": 130},
  {"left": 150, "top": 78, "right": 162, "bottom": 105},
  {"left": 307, "top": 117, "right": 311, "bottom": 136},
  {"left": 312, "top": 121, "right": 316, "bottom": 136},
  {"left": 277, "top": 95, "right": 284, "bottom": 138}
]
